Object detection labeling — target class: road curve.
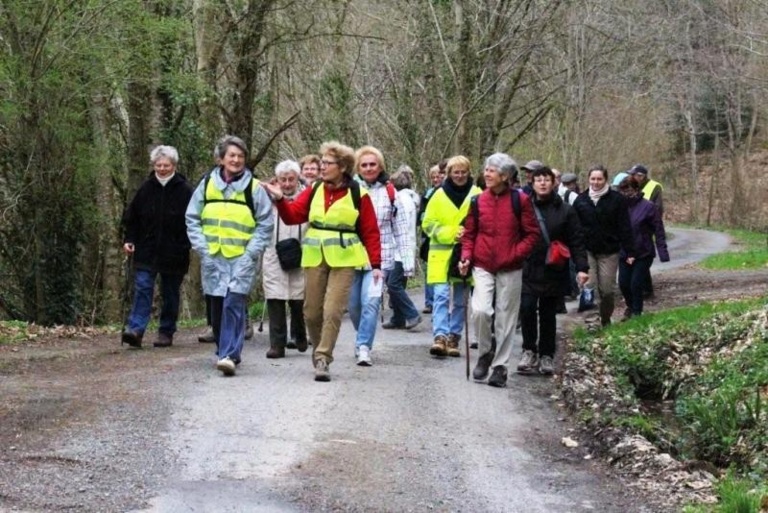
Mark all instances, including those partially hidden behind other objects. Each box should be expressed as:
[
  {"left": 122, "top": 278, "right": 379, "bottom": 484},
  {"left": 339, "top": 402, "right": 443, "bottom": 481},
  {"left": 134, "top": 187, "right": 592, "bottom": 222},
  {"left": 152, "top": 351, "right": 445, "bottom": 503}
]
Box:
[{"left": 132, "top": 227, "right": 731, "bottom": 513}]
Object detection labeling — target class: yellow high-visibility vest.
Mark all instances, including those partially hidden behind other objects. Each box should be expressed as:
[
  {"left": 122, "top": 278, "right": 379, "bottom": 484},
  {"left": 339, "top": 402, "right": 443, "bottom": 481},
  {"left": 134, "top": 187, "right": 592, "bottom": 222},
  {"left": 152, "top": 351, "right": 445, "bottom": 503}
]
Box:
[
  {"left": 302, "top": 184, "right": 370, "bottom": 268},
  {"left": 201, "top": 177, "right": 259, "bottom": 258}
]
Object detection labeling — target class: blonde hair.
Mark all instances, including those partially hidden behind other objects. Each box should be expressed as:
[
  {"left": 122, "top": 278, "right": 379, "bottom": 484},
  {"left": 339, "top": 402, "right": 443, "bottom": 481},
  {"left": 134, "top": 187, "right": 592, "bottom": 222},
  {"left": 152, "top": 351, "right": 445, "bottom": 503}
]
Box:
[
  {"left": 355, "top": 145, "right": 386, "bottom": 174},
  {"left": 446, "top": 155, "right": 471, "bottom": 174}
]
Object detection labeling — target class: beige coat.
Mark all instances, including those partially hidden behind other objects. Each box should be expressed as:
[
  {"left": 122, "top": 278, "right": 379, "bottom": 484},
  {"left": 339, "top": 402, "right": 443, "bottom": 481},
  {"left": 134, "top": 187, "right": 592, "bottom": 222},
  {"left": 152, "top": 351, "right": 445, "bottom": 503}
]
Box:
[{"left": 262, "top": 201, "right": 308, "bottom": 300}]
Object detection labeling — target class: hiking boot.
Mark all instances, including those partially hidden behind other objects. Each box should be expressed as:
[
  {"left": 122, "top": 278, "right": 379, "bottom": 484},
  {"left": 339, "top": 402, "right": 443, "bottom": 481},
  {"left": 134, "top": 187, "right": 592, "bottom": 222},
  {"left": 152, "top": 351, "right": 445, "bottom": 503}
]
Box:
[
  {"left": 286, "top": 338, "right": 298, "bottom": 349},
  {"left": 422, "top": 305, "right": 432, "bottom": 314},
  {"left": 446, "top": 334, "right": 461, "bottom": 357},
  {"left": 121, "top": 330, "right": 143, "bottom": 349},
  {"left": 198, "top": 326, "right": 215, "bottom": 343},
  {"left": 470, "top": 341, "right": 478, "bottom": 349},
  {"left": 488, "top": 366, "right": 508, "bottom": 388},
  {"left": 430, "top": 335, "right": 448, "bottom": 357},
  {"left": 266, "top": 345, "right": 285, "bottom": 359},
  {"left": 472, "top": 350, "right": 495, "bottom": 381},
  {"left": 382, "top": 320, "right": 405, "bottom": 329},
  {"left": 405, "top": 315, "right": 422, "bottom": 330},
  {"left": 153, "top": 333, "right": 173, "bottom": 348},
  {"left": 517, "top": 350, "right": 539, "bottom": 374},
  {"left": 539, "top": 355, "right": 554, "bottom": 375},
  {"left": 244, "top": 323, "right": 254, "bottom": 340},
  {"left": 295, "top": 338, "right": 308, "bottom": 353},
  {"left": 216, "top": 357, "right": 236, "bottom": 377},
  {"left": 356, "top": 345, "right": 372, "bottom": 366},
  {"left": 314, "top": 360, "right": 331, "bottom": 382}
]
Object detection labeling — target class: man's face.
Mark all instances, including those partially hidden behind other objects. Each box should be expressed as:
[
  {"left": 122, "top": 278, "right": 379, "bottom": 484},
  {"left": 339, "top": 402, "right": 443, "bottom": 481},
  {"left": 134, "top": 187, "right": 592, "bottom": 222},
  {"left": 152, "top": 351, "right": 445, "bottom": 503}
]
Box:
[{"left": 633, "top": 173, "right": 648, "bottom": 186}]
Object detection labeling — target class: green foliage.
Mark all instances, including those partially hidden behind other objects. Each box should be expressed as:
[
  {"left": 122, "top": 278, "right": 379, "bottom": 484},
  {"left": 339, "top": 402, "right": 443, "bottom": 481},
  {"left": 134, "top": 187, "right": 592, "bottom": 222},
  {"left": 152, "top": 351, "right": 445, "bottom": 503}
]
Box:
[
  {"left": 700, "top": 228, "right": 768, "bottom": 270},
  {"left": 575, "top": 297, "right": 768, "bottom": 480},
  {"left": 684, "top": 473, "right": 768, "bottom": 513}
]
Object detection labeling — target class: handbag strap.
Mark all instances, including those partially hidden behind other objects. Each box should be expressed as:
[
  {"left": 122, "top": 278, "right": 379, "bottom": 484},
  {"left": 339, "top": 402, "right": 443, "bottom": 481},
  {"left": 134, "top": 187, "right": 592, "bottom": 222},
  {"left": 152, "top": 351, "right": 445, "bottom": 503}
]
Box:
[
  {"left": 275, "top": 214, "right": 301, "bottom": 244},
  {"left": 532, "top": 204, "right": 550, "bottom": 245}
]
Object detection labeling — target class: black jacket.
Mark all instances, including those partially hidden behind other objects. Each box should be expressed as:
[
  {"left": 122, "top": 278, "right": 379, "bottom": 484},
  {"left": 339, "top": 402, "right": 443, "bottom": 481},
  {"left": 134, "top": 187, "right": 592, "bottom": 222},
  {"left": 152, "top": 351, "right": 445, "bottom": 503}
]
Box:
[
  {"left": 522, "top": 193, "right": 588, "bottom": 297},
  {"left": 572, "top": 189, "right": 636, "bottom": 257},
  {"left": 122, "top": 173, "right": 193, "bottom": 274}
]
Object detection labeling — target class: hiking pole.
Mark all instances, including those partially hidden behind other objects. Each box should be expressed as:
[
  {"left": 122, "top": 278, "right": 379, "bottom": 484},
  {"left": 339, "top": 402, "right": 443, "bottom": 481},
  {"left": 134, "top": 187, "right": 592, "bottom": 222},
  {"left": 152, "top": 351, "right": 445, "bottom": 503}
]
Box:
[
  {"left": 463, "top": 277, "right": 470, "bottom": 381},
  {"left": 257, "top": 301, "right": 266, "bottom": 332},
  {"left": 120, "top": 253, "right": 133, "bottom": 346}
]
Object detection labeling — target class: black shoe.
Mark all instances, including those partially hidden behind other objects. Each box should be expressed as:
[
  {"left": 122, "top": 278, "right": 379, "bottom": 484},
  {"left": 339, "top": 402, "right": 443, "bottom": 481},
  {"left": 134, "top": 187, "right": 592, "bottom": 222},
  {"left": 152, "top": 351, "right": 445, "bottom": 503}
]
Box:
[
  {"left": 469, "top": 342, "right": 478, "bottom": 349},
  {"left": 121, "top": 330, "right": 143, "bottom": 349},
  {"left": 472, "top": 351, "right": 495, "bottom": 381},
  {"left": 153, "top": 333, "right": 173, "bottom": 348},
  {"left": 382, "top": 320, "right": 405, "bottom": 329},
  {"left": 295, "top": 338, "right": 308, "bottom": 353},
  {"left": 488, "top": 366, "right": 508, "bottom": 388},
  {"left": 286, "top": 338, "right": 298, "bottom": 349},
  {"left": 422, "top": 306, "right": 432, "bottom": 314}
]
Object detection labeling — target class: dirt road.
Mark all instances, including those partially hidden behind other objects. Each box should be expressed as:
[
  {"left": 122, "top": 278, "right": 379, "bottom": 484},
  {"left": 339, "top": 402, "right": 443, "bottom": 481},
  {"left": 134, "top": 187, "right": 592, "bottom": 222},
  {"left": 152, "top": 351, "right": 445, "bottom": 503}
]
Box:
[{"left": 1, "top": 227, "right": 764, "bottom": 513}]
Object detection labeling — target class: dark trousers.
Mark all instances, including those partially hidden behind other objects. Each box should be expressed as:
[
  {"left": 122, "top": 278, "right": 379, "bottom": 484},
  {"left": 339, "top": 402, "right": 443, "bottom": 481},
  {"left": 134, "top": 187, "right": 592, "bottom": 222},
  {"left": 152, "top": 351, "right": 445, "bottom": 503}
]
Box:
[
  {"left": 619, "top": 256, "right": 654, "bottom": 316},
  {"left": 520, "top": 293, "right": 559, "bottom": 358},
  {"left": 267, "top": 299, "right": 306, "bottom": 348}
]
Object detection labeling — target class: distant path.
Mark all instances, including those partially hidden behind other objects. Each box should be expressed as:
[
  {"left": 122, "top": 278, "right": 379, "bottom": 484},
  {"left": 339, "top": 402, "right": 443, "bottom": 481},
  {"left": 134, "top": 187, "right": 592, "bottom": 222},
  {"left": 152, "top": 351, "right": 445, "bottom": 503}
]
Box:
[{"left": 655, "top": 227, "right": 731, "bottom": 271}]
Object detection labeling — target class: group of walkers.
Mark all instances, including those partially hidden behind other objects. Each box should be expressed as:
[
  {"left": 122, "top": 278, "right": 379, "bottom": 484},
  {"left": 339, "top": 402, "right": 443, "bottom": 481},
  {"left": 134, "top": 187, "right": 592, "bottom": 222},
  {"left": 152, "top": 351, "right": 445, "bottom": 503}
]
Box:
[{"left": 121, "top": 136, "right": 669, "bottom": 385}]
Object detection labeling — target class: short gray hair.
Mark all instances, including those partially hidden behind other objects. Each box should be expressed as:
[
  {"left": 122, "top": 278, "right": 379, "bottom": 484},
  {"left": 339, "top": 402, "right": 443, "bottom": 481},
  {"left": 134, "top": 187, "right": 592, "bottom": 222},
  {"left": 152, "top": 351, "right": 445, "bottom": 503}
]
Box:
[
  {"left": 484, "top": 153, "right": 518, "bottom": 179},
  {"left": 391, "top": 165, "right": 414, "bottom": 190},
  {"left": 216, "top": 135, "right": 248, "bottom": 159},
  {"left": 274, "top": 159, "right": 300, "bottom": 177},
  {"left": 150, "top": 145, "right": 179, "bottom": 165}
]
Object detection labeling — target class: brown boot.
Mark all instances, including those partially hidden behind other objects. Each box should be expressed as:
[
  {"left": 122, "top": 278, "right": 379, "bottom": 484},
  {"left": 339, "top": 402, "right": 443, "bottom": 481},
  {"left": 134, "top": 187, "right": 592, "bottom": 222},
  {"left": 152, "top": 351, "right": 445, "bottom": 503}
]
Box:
[
  {"left": 429, "top": 335, "right": 448, "bottom": 357},
  {"left": 266, "top": 345, "right": 285, "bottom": 359},
  {"left": 153, "top": 333, "right": 173, "bottom": 348},
  {"left": 446, "top": 334, "right": 461, "bottom": 357}
]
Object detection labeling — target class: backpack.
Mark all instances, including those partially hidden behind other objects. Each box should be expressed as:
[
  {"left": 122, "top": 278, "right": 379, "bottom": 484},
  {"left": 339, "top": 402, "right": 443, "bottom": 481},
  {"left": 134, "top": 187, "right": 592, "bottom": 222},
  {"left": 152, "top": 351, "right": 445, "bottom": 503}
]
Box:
[
  {"left": 563, "top": 189, "right": 574, "bottom": 205},
  {"left": 470, "top": 187, "right": 522, "bottom": 227},
  {"left": 202, "top": 172, "right": 255, "bottom": 216},
  {"left": 307, "top": 179, "right": 396, "bottom": 218}
]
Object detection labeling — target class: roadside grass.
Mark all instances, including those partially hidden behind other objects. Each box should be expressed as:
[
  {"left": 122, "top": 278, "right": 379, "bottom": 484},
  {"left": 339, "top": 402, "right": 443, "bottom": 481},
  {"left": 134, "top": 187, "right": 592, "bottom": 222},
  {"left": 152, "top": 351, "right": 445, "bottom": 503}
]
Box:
[
  {"left": 573, "top": 296, "right": 768, "bottom": 507},
  {"left": 0, "top": 320, "right": 32, "bottom": 344},
  {"left": 697, "top": 227, "right": 768, "bottom": 270},
  {"left": 683, "top": 473, "right": 768, "bottom": 512}
]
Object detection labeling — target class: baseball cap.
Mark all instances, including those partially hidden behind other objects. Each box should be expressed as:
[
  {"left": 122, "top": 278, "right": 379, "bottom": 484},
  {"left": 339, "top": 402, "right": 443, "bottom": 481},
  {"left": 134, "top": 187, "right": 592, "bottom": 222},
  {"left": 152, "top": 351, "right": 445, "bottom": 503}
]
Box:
[{"left": 521, "top": 160, "right": 544, "bottom": 172}]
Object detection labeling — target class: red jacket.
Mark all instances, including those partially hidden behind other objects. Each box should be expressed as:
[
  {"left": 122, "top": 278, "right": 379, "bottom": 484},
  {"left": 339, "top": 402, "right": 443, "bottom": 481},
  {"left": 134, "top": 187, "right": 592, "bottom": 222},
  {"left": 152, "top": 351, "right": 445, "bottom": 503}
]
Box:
[
  {"left": 460, "top": 187, "right": 540, "bottom": 273},
  {"left": 274, "top": 180, "right": 382, "bottom": 269}
]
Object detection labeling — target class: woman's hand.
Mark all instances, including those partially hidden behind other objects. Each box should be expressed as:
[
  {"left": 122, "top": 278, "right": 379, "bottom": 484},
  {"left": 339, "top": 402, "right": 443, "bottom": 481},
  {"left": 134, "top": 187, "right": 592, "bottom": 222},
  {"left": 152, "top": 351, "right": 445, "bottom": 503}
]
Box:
[
  {"left": 261, "top": 181, "right": 283, "bottom": 201},
  {"left": 626, "top": 257, "right": 636, "bottom": 265},
  {"left": 458, "top": 259, "right": 471, "bottom": 276},
  {"left": 123, "top": 243, "right": 135, "bottom": 255},
  {"left": 372, "top": 268, "right": 383, "bottom": 284},
  {"left": 576, "top": 271, "right": 589, "bottom": 286}
]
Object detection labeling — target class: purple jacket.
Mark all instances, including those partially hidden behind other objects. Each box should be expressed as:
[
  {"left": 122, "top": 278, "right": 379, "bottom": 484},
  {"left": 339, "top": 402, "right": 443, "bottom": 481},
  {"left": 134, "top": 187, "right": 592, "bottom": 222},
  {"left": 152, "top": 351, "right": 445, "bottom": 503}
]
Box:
[{"left": 621, "top": 196, "right": 669, "bottom": 262}]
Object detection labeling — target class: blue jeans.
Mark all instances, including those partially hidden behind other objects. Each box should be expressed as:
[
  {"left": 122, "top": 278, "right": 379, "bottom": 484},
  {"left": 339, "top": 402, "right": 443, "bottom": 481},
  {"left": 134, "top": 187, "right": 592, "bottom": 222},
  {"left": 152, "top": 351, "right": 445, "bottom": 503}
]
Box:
[
  {"left": 387, "top": 261, "right": 420, "bottom": 325},
  {"left": 211, "top": 292, "right": 248, "bottom": 361},
  {"left": 348, "top": 270, "right": 382, "bottom": 350},
  {"left": 424, "top": 264, "right": 434, "bottom": 308},
  {"left": 127, "top": 268, "right": 184, "bottom": 336},
  {"left": 432, "top": 282, "right": 467, "bottom": 338},
  {"left": 618, "top": 256, "right": 653, "bottom": 316}
]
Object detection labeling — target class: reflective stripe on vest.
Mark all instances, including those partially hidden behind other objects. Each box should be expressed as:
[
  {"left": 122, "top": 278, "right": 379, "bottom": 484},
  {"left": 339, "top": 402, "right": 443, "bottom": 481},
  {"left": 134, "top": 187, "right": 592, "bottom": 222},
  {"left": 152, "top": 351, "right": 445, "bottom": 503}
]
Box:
[
  {"left": 201, "top": 178, "right": 259, "bottom": 258},
  {"left": 302, "top": 185, "right": 370, "bottom": 268},
  {"left": 424, "top": 186, "right": 481, "bottom": 284}
]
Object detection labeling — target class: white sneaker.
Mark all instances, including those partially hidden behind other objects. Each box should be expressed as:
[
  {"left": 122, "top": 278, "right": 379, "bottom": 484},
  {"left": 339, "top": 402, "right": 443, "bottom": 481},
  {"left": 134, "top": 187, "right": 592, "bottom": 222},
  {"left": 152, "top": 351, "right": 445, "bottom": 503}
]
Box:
[
  {"left": 216, "top": 357, "right": 236, "bottom": 376},
  {"left": 356, "top": 345, "right": 372, "bottom": 366}
]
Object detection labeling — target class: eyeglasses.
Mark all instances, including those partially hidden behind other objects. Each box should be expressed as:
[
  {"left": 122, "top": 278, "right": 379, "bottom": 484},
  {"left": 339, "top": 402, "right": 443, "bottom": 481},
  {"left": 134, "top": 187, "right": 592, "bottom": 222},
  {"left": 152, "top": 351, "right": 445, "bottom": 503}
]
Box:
[
  {"left": 451, "top": 169, "right": 469, "bottom": 176},
  {"left": 320, "top": 159, "right": 338, "bottom": 166}
]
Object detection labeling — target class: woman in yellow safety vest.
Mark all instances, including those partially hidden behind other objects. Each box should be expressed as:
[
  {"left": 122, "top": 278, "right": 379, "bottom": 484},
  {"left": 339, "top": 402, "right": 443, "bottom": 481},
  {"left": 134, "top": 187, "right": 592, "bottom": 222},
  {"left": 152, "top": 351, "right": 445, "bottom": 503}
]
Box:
[
  {"left": 186, "top": 135, "right": 274, "bottom": 377},
  {"left": 421, "top": 155, "right": 481, "bottom": 358},
  {"left": 263, "top": 141, "right": 382, "bottom": 382}
]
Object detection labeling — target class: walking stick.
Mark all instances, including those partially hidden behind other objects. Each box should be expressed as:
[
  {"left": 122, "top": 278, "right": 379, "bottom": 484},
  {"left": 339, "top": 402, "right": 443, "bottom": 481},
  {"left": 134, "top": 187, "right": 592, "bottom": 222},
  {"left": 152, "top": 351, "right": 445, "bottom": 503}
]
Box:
[
  {"left": 257, "top": 301, "right": 266, "bottom": 332},
  {"left": 120, "top": 254, "right": 133, "bottom": 346},
  {"left": 463, "top": 277, "right": 470, "bottom": 380}
]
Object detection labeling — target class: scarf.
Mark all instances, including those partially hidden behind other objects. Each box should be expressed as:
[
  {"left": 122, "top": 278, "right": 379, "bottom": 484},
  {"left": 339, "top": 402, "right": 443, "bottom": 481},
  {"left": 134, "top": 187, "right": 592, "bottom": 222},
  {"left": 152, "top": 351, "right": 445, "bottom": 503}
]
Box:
[
  {"left": 442, "top": 178, "right": 473, "bottom": 209},
  {"left": 155, "top": 172, "right": 175, "bottom": 186},
  {"left": 588, "top": 183, "right": 610, "bottom": 205}
]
